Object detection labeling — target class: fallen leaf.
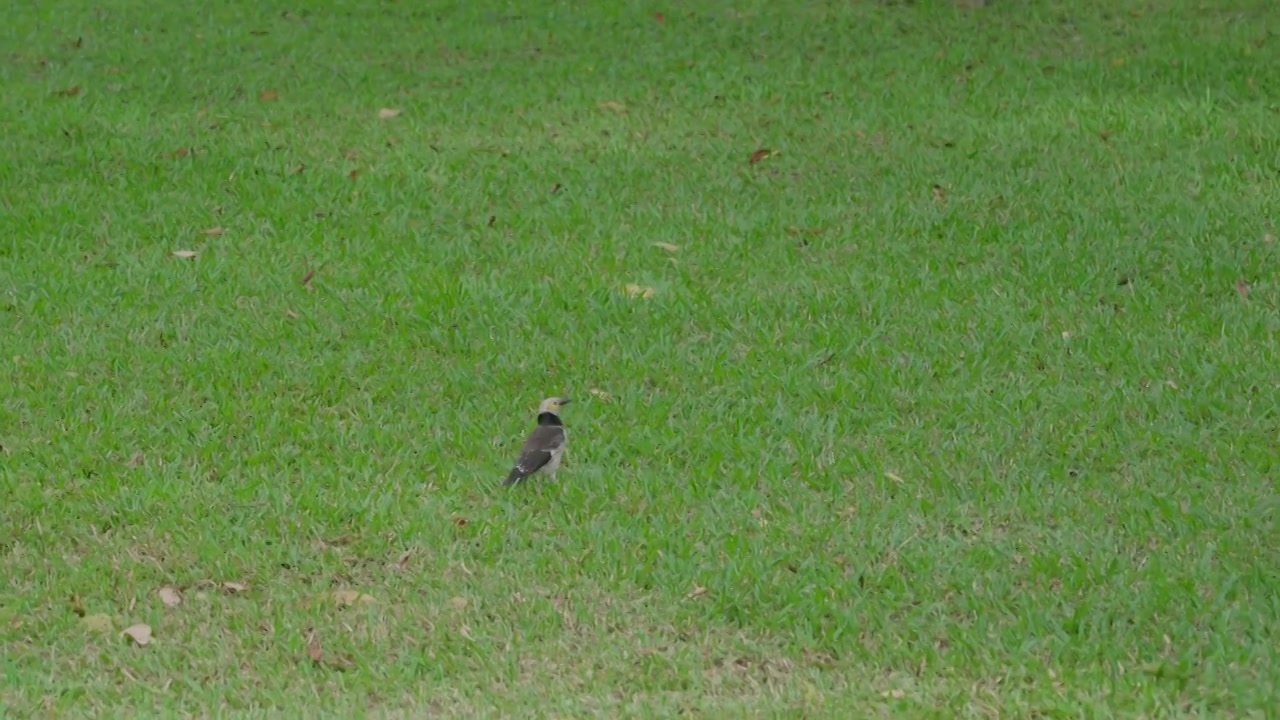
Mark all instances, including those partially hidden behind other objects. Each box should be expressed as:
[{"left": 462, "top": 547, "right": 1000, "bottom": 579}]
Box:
[
  {"left": 171, "top": 147, "right": 190, "bottom": 159},
  {"left": 654, "top": 12, "right": 665, "bottom": 22},
  {"left": 259, "top": 89, "right": 278, "bottom": 101},
  {"left": 624, "top": 283, "right": 656, "bottom": 299},
  {"left": 449, "top": 596, "right": 468, "bottom": 609},
  {"left": 686, "top": 584, "right": 708, "bottom": 600},
  {"left": 291, "top": 163, "right": 306, "bottom": 174},
  {"left": 749, "top": 148, "right": 772, "bottom": 164},
  {"left": 171, "top": 250, "right": 199, "bottom": 259},
  {"left": 597, "top": 100, "right": 626, "bottom": 113},
  {"left": 377, "top": 108, "right": 401, "bottom": 119},
  {"left": 932, "top": 184, "right": 947, "bottom": 204},
  {"left": 653, "top": 242, "right": 679, "bottom": 253},
  {"left": 201, "top": 227, "right": 225, "bottom": 236},
  {"left": 452, "top": 517, "right": 469, "bottom": 527},
  {"left": 395, "top": 550, "right": 412, "bottom": 570},
  {"left": 551, "top": 182, "right": 563, "bottom": 194},
  {"left": 70, "top": 594, "right": 86, "bottom": 617},
  {"left": 158, "top": 587, "right": 182, "bottom": 608},
  {"left": 81, "top": 613, "right": 113, "bottom": 633},
  {"left": 326, "top": 590, "right": 375, "bottom": 607},
  {"left": 285, "top": 309, "right": 299, "bottom": 320},
  {"left": 126, "top": 451, "right": 144, "bottom": 468},
  {"left": 588, "top": 388, "right": 612, "bottom": 401},
  {"left": 122, "top": 623, "right": 152, "bottom": 646},
  {"left": 300, "top": 268, "right": 315, "bottom": 289},
  {"left": 348, "top": 169, "right": 359, "bottom": 180},
  {"left": 55, "top": 85, "right": 81, "bottom": 98},
  {"left": 1235, "top": 278, "right": 1249, "bottom": 299},
  {"left": 222, "top": 581, "right": 248, "bottom": 594}
]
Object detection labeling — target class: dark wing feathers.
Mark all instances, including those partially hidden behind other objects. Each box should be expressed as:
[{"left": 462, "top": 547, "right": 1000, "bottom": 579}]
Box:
[{"left": 502, "top": 425, "right": 565, "bottom": 486}]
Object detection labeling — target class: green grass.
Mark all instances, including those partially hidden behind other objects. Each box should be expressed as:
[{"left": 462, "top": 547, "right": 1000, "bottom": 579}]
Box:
[{"left": 2, "top": 0, "right": 1278, "bottom": 715}]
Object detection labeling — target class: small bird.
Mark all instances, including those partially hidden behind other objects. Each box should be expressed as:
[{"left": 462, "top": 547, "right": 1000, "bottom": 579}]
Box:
[{"left": 503, "top": 396, "right": 571, "bottom": 487}]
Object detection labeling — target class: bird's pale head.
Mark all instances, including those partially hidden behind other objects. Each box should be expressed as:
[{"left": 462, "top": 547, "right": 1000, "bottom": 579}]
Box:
[{"left": 538, "top": 396, "right": 571, "bottom": 414}]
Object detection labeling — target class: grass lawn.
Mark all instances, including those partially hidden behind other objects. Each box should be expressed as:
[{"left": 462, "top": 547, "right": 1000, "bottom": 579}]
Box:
[{"left": 2, "top": 0, "right": 1278, "bottom": 715}]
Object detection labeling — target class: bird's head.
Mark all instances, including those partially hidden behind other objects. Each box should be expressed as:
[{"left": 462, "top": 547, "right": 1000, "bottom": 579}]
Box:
[{"left": 538, "top": 396, "right": 571, "bottom": 414}]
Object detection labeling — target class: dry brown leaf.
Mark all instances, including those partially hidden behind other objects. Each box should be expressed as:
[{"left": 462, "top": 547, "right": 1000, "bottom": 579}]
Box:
[
  {"left": 171, "top": 250, "right": 199, "bottom": 259},
  {"left": 686, "top": 584, "right": 708, "bottom": 600},
  {"left": 201, "top": 227, "right": 225, "bottom": 236},
  {"left": 122, "top": 623, "right": 152, "bottom": 646},
  {"left": 598, "top": 100, "right": 626, "bottom": 113},
  {"left": 259, "top": 89, "right": 278, "bottom": 101},
  {"left": 348, "top": 169, "right": 360, "bottom": 180},
  {"left": 81, "top": 613, "right": 113, "bottom": 633},
  {"left": 158, "top": 587, "right": 181, "bottom": 608},
  {"left": 932, "top": 184, "right": 947, "bottom": 205},
  {"left": 171, "top": 147, "right": 190, "bottom": 159},
  {"left": 285, "top": 309, "right": 300, "bottom": 320},
  {"left": 126, "top": 451, "right": 144, "bottom": 468},
  {"left": 588, "top": 388, "right": 612, "bottom": 401},
  {"left": 1235, "top": 278, "right": 1249, "bottom": 299},
  {"left": 395, "top": 550, "right": 412, "bottom": 570},
  {"left": 749, "top": 148, "right": 772, "bottom": 165},
  {"left": 653, "top": 242, "right": 679, "bottom": 253},
  {"left": 56, "top": 85, "right": 82, "bottom": 98},
  {"left": 377, "top": 108, "right": 401, "bottom": 119},
  {"left": 449, "top": 596, "right": 468, "bottom": 609},
  {"left": 222, "top": 581, "right": 248, "bottom": 594},
  {"left": 70, "top": 593, "right": 86, "bottom": 617},
  {"left": 624, "top": 283, "right": 656, "bottom": 299},
  {"left": 300, "top": 268, "right": 316, "bottom": 289}
]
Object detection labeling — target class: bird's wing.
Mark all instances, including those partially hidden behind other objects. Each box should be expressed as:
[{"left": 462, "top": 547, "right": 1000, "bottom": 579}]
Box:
[{"left": 503, "top": 425, "right": 565, "bottom": 486}]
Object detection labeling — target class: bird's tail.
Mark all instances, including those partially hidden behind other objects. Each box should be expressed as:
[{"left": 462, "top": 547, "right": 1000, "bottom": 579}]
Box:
[{"left": 502, "top": 469, "right": 524, "bottom": 487}]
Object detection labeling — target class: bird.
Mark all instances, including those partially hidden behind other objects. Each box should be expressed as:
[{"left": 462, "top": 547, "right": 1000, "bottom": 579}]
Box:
[{"left": 503, "top": 396, "right": 571, "bottom": 487}]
